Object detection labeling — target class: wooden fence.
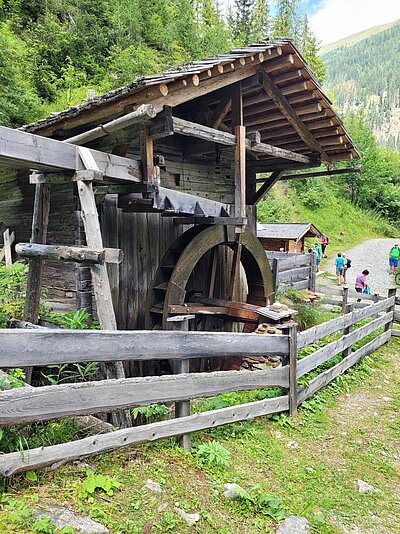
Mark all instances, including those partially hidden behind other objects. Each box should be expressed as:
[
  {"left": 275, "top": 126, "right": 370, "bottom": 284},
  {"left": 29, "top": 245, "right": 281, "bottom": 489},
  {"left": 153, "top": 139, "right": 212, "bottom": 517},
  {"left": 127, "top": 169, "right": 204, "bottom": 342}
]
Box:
[
  {"left": 0, "top": 291, "right": 396, "bottom": 476},
  {"left": 268, "top": 252, "right": 316, "bottom": 293}
]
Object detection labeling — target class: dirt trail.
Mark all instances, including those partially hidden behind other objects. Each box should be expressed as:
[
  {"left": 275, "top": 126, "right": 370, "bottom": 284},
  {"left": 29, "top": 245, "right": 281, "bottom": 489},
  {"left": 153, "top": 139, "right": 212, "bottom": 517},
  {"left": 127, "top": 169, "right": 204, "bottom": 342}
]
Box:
[{"left": 324, "top": 238, "right": 399, "bottom": 295}]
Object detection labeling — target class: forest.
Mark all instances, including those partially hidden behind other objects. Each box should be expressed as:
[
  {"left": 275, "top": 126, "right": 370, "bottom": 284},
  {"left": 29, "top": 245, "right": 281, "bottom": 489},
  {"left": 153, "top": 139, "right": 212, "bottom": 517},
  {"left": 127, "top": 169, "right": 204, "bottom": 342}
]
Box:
[
  {"left": 322, "top": 23, "right": 400, "bottom": 150},
  {"left": 0, "top": 0, "right": 399, "bottom": 225}
]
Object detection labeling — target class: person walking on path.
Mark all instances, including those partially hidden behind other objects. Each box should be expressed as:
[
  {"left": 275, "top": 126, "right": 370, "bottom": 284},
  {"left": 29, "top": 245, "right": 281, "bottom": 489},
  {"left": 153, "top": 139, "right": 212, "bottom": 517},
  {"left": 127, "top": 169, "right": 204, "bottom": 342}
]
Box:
[
  {"left": 335, "top": 253, "right": 345, "bottom": 285},
  {"left": 342, "top": 253, "right": 351, "bottom": 285},
  {"left": 389, "top": 244, "right": 400, "bottom": 274},
  {"left": 355, "top": 269, "right": 369, "bottom": 302},
  {"left": 314, "top": 242, "right": 322, "bottom": 272},
  {"left": 321, "top": 234, "right": 329, "bottom": 257}
]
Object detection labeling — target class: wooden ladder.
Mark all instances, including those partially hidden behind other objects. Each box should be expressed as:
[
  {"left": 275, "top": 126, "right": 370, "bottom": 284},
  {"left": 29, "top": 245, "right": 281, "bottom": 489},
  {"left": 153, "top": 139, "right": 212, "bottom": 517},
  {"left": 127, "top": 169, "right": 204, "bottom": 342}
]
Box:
[{"left": 22, "top": 147, "right": 132, "bottom": 427}]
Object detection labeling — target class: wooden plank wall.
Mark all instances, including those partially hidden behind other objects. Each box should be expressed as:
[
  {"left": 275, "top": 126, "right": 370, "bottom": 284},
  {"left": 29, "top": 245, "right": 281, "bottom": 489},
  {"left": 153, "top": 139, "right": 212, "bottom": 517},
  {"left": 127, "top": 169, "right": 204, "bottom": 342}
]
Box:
[{"left": 0, "top": 169, "right": 75, "bottom": 299}]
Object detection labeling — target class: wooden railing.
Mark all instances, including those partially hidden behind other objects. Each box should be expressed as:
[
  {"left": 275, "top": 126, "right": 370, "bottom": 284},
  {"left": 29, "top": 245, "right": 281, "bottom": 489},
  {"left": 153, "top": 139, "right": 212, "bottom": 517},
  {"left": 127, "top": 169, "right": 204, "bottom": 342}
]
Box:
[
  {"left": 0, "top": 292, "right": 396, "bottom": 476},
  {"left": 268, "top": 252, "right": 316, "bottom": 293},
  {"left": 0, "top": 228, "right": 15, "bottom": 266}
]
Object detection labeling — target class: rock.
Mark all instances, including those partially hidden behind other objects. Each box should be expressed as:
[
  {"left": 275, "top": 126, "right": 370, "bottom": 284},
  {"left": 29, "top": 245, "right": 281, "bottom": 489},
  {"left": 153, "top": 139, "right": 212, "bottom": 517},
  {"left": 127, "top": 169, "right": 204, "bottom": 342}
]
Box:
[
  {"left": 173, "top": 507, "right": 200, "bottom": 526},
  {"left": 276, "top": 516, "right": 310, "bottom": 533},
  {"left": 143, "top": 479, "right": 162, "bottom": 492},
  {"left": 287, "top": 440, "right": 299, "bottom": 449},
  {"left": 356, "top": 479, "right": 381, "bottom": 494},
  {"left": 35, "top": 502, "right": 108, "bottom": 533},
  {"left": 223, "top": 483, "right": 250, "bottom": 500},
  {"left": 158, "top": 502, "right": 169, "bottom": 512}
]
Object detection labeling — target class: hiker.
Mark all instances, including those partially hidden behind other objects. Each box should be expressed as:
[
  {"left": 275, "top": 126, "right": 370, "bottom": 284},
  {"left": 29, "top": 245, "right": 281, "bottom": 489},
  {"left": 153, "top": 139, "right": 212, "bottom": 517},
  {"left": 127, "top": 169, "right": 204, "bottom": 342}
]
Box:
[
  {"left": 355, "top": 270, "right": 369, "bottom": 302},
  {"left": 321, "top": 234, "right": 329, "bottom": 257},
  {"left": 314, "top": 242, "right": 322, "bottom": 272},
  {"left": 335, "top": 253, "right": 345, "bottom": 285},
  {"left": 342, "top": 253, "right": 351, "bottom": 284},
  {"left": 389, "top": 243, "right": 400, "bottom": 274}
]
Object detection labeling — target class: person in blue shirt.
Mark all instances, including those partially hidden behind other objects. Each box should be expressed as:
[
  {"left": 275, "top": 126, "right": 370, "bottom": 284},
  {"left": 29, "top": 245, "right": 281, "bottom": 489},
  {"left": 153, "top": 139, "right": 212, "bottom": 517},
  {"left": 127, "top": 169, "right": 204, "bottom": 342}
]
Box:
[
  {"left": 314, "top": 243, "right": 322, "bottom": 272},
  {"left": 335, "top": 253, "right": 345, "bottom": 285}
]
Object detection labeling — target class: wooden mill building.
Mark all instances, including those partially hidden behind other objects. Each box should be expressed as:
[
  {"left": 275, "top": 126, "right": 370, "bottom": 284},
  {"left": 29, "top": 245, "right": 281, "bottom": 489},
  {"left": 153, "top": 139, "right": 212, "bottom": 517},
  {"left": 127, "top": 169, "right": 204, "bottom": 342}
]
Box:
[{"left": 0, "top": 39, "right": 358, "bottom": 343}]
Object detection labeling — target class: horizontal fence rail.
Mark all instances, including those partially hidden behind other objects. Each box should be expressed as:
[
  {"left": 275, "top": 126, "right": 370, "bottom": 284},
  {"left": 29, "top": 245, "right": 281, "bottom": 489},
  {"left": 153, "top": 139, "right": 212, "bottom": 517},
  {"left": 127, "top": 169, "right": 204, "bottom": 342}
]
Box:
[
  {"left": 297, "top": 297, "right": 395, "bottom": 349},
  {"left": 297, "top": 330, "right": 391, "bottom": 404},
  {"left": 0, "top": 329, "right": 289, "bottom": 367},
  {"left": 297, "top": 311, "right": 393, "bottom": 377},
  {"left": 0, "top": 367, "right": 289, "bottom": 427},
  {"left": 0, "top": 395, "right": 289, "bottom": 476},
  {"left": 268, "top": 252, "right": 315, "bottom": 293}
]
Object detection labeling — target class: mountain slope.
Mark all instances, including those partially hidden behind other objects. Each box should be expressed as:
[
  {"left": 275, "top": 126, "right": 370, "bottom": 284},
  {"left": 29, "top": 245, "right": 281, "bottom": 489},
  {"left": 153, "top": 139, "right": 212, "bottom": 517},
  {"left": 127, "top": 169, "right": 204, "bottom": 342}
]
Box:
[
  {"left": 320, "top": 19, "right": 399, "bottom": 54},
  {"left": 321, "top": 22, "right": 400, "bottom": 149}
]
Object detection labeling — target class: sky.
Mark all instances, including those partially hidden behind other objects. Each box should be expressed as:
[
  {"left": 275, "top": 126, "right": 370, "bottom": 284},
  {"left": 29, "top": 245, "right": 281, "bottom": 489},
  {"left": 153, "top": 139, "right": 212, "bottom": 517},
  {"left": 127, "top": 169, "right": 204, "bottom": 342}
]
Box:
[
  {"left": 306, "top": 0, "right": 400, "bottom": 45},
  {"left": 223, "top": 0, "right": 400, "bottom": 46}
]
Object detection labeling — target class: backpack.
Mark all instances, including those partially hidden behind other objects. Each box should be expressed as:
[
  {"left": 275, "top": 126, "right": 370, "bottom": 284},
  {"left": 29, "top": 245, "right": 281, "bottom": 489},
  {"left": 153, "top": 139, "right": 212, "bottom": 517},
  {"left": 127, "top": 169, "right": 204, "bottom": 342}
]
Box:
[{"left": 346, "top": 258, "right": 351, "bottom": 269}]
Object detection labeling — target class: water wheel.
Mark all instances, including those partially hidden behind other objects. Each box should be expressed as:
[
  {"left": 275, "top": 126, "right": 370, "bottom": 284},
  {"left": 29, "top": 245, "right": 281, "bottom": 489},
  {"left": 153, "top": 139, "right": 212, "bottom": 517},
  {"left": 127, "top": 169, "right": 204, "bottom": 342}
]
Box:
[{"left": 145, "top": 224, "right": 274, "bottom": 373}]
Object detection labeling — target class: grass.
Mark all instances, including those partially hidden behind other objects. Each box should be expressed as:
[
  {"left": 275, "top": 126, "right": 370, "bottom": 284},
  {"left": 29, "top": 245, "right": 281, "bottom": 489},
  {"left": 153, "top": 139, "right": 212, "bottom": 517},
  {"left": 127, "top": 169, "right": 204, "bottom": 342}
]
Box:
[{"left": 1, "top": 336, "right": 399, "bottom": 533}]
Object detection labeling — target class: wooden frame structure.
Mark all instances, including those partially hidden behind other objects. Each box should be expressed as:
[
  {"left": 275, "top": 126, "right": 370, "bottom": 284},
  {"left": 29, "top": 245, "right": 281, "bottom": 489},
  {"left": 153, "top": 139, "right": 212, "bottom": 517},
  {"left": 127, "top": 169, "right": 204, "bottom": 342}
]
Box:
[{"left": 0, "top": 40, "right": 360, "bottom": 436}]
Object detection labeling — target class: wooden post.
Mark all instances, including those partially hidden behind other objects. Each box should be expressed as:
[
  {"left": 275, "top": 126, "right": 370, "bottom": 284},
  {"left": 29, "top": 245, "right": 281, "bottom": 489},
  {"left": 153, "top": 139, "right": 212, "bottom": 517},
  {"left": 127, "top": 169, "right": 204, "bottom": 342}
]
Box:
[
  {"left": 77, "top": 177, "right": 132, "bottom": 428},
  {"left": 234, "top": 125, "right": 246, "bottom": 221},
  {"left": 140, "top": 125, "right": 155, "bottom": 185},
  {"left": 168, "top": 315, "right": 194, "bottom": 451},
  {"left": 309, "top": 253, "right": 316, "bottom": 292},
  {"left": 341, "top": 286, "right": 349, "bottom": 315},
  {"left": 288, "top": 323, "right": 298, "bottom": 416},
  {"left": 23, "top": 181, "right": 51, "bottom": 384},
  {"left": 3, "top": 229, "right": 12, "bottom": 266},
  {"left": 74, "top": 194, "right": 93, "bottom": 317},
  {"left": 272, "top": 257, "right": 279, "bottom": 296},
  {"left": 385, "top": 288, "right": 397, "bottom": 333},
  {"left": 342, "top": 302, "right": 354, "bottom": 358}
]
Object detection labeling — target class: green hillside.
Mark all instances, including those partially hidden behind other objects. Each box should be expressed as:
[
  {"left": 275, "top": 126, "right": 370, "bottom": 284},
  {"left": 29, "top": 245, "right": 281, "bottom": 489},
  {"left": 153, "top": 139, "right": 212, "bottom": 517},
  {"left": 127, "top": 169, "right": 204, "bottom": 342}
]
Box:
[
  {"left": 321, "top": 22, "right": 400, "bottom": 150},
  {"left": 320, "top": 19, "right": 399, "bottom": 54}
]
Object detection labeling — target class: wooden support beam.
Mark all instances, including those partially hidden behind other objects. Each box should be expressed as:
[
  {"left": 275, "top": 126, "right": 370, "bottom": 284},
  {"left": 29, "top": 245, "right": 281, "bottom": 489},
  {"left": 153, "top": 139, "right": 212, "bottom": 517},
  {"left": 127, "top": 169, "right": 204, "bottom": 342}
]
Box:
[
  {"left": 247, "top": 131, "right": 317, "bottom": 164},
  {"left": 270, "top": 166, "right": 363, "bottom": 182},
  {"left": 16, "top": 243, "right": 123, "bottom": 264},
  {"left": 252, "top": 171, "right": 284, "bottom": 205},
  {"left": 64, "top": 104, "right": 157, "bottom": 145},
  {"left": 139, "top": 125, "right": 156, "bottom": 185},
  {"left": 257, "top": 68, "right": 331, "bottom": 163},
  {"left": 0, "top": 125, "right": 142, "bottom": 182},
  {"left": 209, "top": 95, "right": 232, "bottom": 129},
  {"left": 77, "top": 178, "right": 132, "bottom": 428},
  {"left": 234, "top": 125, "right": 246, "bottom": 219}
]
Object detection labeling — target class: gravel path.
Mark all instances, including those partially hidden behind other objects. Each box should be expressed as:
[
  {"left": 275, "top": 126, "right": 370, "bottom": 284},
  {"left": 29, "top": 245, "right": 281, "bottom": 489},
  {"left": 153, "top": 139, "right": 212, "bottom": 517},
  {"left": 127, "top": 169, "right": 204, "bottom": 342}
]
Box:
[{"left": 324, "top": 238, "right": 399, "bottom": 296}]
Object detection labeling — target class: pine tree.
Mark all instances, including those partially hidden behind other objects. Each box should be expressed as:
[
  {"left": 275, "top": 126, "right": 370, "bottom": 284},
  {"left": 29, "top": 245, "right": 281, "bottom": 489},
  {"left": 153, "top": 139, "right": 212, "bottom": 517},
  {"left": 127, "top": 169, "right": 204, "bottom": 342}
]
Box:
[
  {"left": 231, "top": 0, "right": 255, "bottom": 45},
  {"left": 252, "top": 0, "right": 270, "bottom": 41},
  {"left": 272, "top": 0, "right": 299, "bottom": 40},
  {"left": 298, "top": 14, "right": 326, "bottom": 82}
]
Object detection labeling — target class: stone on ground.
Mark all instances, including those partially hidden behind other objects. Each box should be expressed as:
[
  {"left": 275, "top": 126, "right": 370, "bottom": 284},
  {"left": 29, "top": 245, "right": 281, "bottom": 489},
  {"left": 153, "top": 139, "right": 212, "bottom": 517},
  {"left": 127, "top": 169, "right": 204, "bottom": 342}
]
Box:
[
  {"left": 276, "top": 516, "right": 310, "bottom": 533},
  {"left": 35, "top": 502, "right": 109, "bottom": 533},
  {"left": 223, "top": 483, "right": 251, "bottom": 500},
  {"left": 356, "top": 479, "right": 381, "bottom": 494}
]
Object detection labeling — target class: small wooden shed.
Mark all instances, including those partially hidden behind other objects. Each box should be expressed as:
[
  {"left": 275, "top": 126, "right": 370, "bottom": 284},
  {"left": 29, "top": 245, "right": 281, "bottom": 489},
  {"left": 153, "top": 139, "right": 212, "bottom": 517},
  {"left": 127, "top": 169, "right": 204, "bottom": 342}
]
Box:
[{"left": 257, "top": 222, "right": 322, "bottom": 253}]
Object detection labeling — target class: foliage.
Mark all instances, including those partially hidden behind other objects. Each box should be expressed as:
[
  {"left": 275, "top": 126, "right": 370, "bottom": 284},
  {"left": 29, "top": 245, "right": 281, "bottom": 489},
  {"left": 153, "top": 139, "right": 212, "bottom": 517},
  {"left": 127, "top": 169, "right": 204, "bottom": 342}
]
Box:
[
  {"left": 0, "top": 262, "right": 28, "bottom": 327},
  {"left": 78, "top": 470, "right": 120, "bottom": 502},
  {"left": 229, "top": 484, "right": 286, "bottom": 521},
  {"left": 195, "top": 440, "right": 231, "bottom": 467},
  {"left": 322, "top": 23, "right": 400, "bottom": 149},
  {"left": 132, "top": 403, "right": 169, "bottom": 423},
  {"left": 41, "top": 361, "right": 99, "bottom": 385}
]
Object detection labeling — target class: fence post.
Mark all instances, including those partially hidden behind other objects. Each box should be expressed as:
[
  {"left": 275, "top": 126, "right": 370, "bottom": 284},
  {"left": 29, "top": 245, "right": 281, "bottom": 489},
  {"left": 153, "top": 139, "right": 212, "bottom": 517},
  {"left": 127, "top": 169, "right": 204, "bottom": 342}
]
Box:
[
  {"left": 342, "top": 302, "right": 354, "bottom": 358},
  {"left": 168, "top": 314, "right": 194, "bottom": 452},
  {"left": 3, "top": 229, "right": 12, "bottom": 267},
  {"left": 309, "top": 253, "right": 316, "bottom": 292},
  {"left": 384, "top": 288, "right": 397, "bottom": 334},
  {"left": 341, "top": 286, "right": 349, "bottom": 314},
  {"left": 288, "top": 323, "right": 298, "bottom": 416},
  {"left": 272, "top": 257, "right": 279, "bottom": 296}
]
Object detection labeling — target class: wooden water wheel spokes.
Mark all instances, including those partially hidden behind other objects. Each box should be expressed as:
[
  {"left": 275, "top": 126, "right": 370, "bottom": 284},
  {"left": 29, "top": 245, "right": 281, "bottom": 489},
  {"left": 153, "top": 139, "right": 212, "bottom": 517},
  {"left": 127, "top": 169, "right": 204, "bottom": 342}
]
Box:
[{"left": 146, "top": 224, "right": 274, "bottom": 335}]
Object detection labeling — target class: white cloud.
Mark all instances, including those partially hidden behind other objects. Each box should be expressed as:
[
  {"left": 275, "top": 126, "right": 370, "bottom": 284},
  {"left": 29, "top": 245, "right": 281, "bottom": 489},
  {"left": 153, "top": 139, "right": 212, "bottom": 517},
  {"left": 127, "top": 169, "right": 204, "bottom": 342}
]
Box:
[{"left": 309, "top": 0, "right": 400, "bottom": 45}]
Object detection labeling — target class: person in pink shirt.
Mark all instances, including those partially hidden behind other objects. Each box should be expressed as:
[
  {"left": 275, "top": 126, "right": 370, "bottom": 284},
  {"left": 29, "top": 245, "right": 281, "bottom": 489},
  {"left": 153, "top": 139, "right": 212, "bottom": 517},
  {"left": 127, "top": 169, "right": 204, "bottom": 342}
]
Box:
[
  {"left": 321, "top": 234, "right": 329, "bottom": 257},
  {"left": 355, "top": 270, "right": 369, "bottom": 302}
]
